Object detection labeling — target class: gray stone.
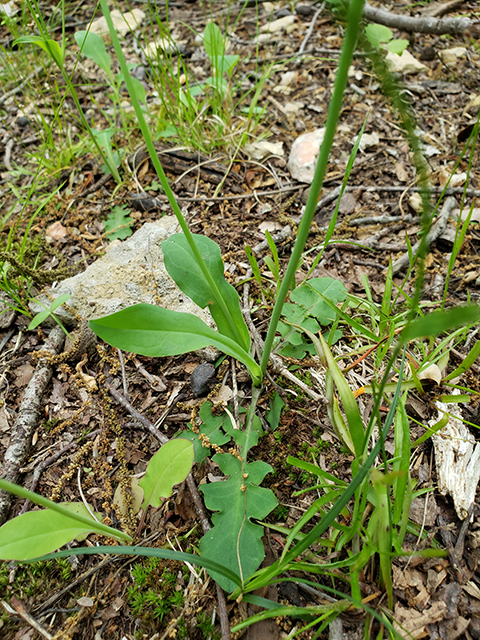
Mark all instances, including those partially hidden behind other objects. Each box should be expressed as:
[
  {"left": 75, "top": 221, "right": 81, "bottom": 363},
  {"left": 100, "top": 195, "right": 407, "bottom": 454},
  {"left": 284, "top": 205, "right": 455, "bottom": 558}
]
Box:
[
  {"left": 30, "top": 217, "right": 214, "bottom": 335},
  {"left": 0, "top": 293, "right": 17, "bottom": 329}
]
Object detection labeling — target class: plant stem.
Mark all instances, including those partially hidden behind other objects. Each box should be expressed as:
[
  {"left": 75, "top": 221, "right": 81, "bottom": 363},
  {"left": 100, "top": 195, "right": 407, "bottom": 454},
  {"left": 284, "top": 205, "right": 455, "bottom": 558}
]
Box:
[
  {"left": 259, "top": 0, "right": 365, "bottom": 376},
  {"left": 98, "top": 0, "right": 246, "bottom": 352}
]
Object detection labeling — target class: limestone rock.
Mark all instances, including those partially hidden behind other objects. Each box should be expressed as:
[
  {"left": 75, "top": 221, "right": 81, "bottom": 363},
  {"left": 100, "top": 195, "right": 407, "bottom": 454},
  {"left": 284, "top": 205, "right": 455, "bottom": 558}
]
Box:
[
  {"left": 244, "top": 140, "right": 284, "bottom": 161},
  {"left": 89, "top": 9, "right": 145, "bottom": 41},
  {"left": 439, "top": 46, "right": 467, "bottom": 67},
  {"left": 30, "top": 218, "right": 214, "bottom": 335},
  {"left": 386, "top": 50, "right": 428, "bottom": 74}
]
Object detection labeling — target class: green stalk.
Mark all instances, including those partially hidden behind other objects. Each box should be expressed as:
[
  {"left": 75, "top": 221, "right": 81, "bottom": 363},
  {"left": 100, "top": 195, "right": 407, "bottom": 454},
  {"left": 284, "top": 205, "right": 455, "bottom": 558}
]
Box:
[
  {"left": 259, "top": 0, "right": 365, "bottom": 376},
  {"left": 98, "top": 0, "right": 246, "bottom": 351}
]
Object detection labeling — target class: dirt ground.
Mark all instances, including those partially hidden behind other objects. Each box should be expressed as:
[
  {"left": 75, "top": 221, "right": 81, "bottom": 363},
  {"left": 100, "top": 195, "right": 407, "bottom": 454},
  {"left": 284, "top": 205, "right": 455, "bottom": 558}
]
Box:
[{"left": 1, "top": 0, "right": 480, "bottom": 638}]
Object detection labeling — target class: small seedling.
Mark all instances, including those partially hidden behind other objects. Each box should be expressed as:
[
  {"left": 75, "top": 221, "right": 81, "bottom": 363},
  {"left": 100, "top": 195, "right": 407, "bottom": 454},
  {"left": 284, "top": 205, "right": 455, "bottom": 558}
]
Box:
[
  {"left": 28, "top": 293, "right": 71, "bottom": 335},
  {"left": 365, "top": 23, "right": 409, "bottom": 54},
  {"left": 104, "top": 205, "right": 135, "bottom": 241}
]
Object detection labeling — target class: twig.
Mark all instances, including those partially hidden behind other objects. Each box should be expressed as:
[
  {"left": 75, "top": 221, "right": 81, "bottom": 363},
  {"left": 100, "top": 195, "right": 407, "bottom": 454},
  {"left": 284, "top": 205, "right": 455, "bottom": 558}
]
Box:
[
  {"left": 298, "top": 4, "right": 324, "bottom": 54},
  {"left": 3, "top": 597, "right": 53, "bottom": 639},
  {"left": 36, "top": 556, "right": 119, "bottom": 613},
  {"left": 392, "top": 196, "right": 456, "bottom": 274},
  {"left": 117, "top": 348, "right": 130, "bottom": 401},
  {"left": 349, "top": 213, "right": 414, "bottom": 226},
  {"left": 0, "top": 326, "right": 65, "bottom": 526},
  {"left": 362, "top": 1, "right": 480, "bottom": 37},
  {"left": 3, "top": 137, "right": 14, "bottom": 171}
]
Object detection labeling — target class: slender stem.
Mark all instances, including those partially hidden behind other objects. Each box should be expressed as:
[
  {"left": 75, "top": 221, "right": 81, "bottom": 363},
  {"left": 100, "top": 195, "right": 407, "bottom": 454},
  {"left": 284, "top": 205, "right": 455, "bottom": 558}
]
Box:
[
  {"left": 98, "top": 0, "right": 246, "bottom": 350},
  {"left": 259, "top": 0, "right": 365, "bottom": 376}
]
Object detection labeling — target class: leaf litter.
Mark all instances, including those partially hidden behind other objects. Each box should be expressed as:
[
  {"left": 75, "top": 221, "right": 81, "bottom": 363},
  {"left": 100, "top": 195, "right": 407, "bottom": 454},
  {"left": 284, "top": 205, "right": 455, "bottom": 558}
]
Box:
[{"left": 1, "top": 0, "right": 480, "bottom": 638}]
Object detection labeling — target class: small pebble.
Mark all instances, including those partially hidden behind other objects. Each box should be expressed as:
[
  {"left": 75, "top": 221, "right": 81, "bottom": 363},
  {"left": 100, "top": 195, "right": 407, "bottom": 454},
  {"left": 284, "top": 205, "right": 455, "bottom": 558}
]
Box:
[
  {"left": 17, "top": 116, "right": 29, "bottom": 127},
  {"left": 190, "top": 363, "right": 216, "bottom": 397}
]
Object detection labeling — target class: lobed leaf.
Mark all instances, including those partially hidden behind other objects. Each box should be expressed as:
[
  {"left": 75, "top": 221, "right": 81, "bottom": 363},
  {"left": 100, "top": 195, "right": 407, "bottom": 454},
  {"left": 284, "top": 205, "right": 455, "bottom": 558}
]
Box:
[{"left": 200, "top": 454, "right": 277, "bottom": 592}]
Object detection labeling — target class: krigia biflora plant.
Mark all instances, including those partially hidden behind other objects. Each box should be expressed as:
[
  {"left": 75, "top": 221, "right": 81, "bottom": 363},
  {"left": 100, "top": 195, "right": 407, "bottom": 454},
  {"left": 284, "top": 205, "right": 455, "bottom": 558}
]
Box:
[{"left": 1, "top": 0, "right": 480, "bottom": 636}]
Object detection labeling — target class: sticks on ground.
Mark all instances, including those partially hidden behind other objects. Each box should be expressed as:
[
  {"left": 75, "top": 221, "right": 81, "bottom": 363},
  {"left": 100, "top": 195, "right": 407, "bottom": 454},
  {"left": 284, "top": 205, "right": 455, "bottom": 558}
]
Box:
[
  {"left": 363, "top": 2, "right": 480, "bottom": 37},
  {"left": 0, "top": 326, "right": 65, "bottom": 526}
]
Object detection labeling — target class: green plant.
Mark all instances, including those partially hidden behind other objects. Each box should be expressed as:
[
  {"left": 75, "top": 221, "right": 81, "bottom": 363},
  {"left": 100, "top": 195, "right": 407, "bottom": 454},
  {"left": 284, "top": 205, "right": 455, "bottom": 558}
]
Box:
[
  {"left": 148, "top": 17, "right": 268, "bottom": 152},
  {"left": 127, "top": 558, "right": 186, "bottom": 632},
  {"left": 28, "top": 293, "right": 71, "bottom": 334},
  {"left": 364, "top": 23, "right": 409, "bottom": 54},
  {"left": 1, "top": 0, "right": 480, "bottom": 637}
]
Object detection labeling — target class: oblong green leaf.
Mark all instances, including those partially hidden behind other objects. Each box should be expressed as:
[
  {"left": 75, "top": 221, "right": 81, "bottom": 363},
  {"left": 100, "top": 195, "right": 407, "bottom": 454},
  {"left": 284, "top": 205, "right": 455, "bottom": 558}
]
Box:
[
  {"left": 74, "top": 30, "right": 112, "bottom": 75},
  {"left": 0, "top": 478, "right": 131, "bottom": 543},
  {"left": 162, "top": 234, "right": 250, "bottom": 352},
  {"left": 0, "top": 504, "right": 110, "bottom": 561},
  {"left": 14, "top": 35, "right": 64, "bottom": 66},
  {"left": 139, "top": 439, "right": 194, "bottom": 509},
  {"left": 203, "top": 22, "right": 225, "bottom": 59},
  {"left": 88, "top": 303, "right": 261, "bottom": 386},
  {"left": 400, "top": 306, "right": 480, "bottom": 344}
]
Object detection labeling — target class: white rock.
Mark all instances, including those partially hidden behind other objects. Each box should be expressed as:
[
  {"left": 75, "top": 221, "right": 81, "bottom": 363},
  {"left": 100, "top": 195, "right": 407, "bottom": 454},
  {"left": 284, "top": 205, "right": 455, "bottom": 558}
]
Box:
[
  {"left": 386, "top": 50, "right": 428, "bottom": 74},
  {"left": 255, "top": 33, "right": 271, "bottom": 44},
  {"left": 90, "top": 9, "right": 145, "bottom": 40},
  {"left": 29, "top": 218, "right": 214, "bottom": 335},
  {"left": 439, "top": 168, "right": 467, "bottom": 188},
  {"left": 279, "top": 71, "right": 296, "bottom": 86},
  {"left": 284, "top": 101, "right": 304, "bottom": 113},
  {"left": 439, "top": 46, "right": 467, "bottom": 67},
  {"left": 408, "top": 193, "right": 423, "bottom": 213},
  {"left": 144, "top": 35, "right": 180, "bottom": 58},
  {"left": 356, "top": 131, "right": 379, "bottom": 151},
  {"left": 258, "top": 220, "right": 283, "bottom": 233},
  {"left": 288, "top": 128, "right": 326, "bottom": 184},
  {"left": 259, "top": 15, "right": 296, "bottom": 33},
  {"left": 244, "top": 140, "right": 284, "bottom": 161}
]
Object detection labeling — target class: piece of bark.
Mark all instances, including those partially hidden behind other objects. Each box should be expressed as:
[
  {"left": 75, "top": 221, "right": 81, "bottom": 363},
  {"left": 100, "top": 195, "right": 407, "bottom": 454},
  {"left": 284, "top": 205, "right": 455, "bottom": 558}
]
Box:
[
  {"left": 0, "top": 326, "right": 65, "bottom": 525},
  {"left": 363, "top": 2, "right": 480, "bottom": 38}
]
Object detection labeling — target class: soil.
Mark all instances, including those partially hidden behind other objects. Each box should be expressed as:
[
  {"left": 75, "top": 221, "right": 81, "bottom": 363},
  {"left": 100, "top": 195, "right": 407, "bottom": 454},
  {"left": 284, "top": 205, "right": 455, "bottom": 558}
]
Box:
[{"left": 1, "top": 0, "right": 480, "bottom": 639}]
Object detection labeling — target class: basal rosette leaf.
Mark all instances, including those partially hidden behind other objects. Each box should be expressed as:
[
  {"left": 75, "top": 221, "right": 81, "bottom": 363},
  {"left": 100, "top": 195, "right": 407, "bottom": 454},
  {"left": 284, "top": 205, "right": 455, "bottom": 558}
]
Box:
[
  {"left": 139, "top": 439, "right": 194, "bottom": 509},
  {"left": 200, "top": 454, "right": 277, "bottom": 592},
  {"left": 0, "top": 504, "right": 112, "bottom": 561},
  {"left": 89, "top": 303, "right": 261, "bottom": 386},
  {"left": 162, "top": 234, "right": 250, "bottom": 352}
]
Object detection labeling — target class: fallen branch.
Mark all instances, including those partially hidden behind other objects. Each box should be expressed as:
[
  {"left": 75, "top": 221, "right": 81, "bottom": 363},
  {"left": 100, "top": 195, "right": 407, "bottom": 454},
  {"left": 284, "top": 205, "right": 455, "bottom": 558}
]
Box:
[
  {"left": 362, "top": 1, "right": 480, "bottom": 37},
  {"left": 0, "top": 326, "right": 65, "bottom": 526}
]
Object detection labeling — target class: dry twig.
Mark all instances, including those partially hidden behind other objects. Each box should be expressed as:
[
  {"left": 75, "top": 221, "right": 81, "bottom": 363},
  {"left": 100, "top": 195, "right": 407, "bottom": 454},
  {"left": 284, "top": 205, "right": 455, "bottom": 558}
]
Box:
[{"left": 0, "top": 326, "right": 65, "bottom": 525}]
